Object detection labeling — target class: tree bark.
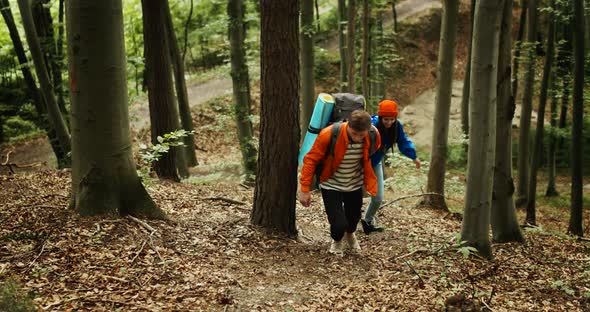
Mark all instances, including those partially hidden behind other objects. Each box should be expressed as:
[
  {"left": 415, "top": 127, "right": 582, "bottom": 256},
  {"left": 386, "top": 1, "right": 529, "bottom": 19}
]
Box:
[
  {"left": 347, "top": 0, "right": 357, "bottom": 92},
  {"left": 460, "top": 0, "right": 475, "bottom": 136},
  {"left": 338, "top": 0, "right": 348, "bottom": 91},
  {"left": 526, "top": 2, "right": 555, "bottom": 225},
  {"left": 461, "top": 0, "right": 504, "bottom": 259},
  {"left": 142, "top": 0, "right": 186, "bottom": 181},
  {"left": 300, "top": 0, "right": 315, "bottom": 140},
  {"left": 252, "top": 0, "right": 300, "bottom": 236},
  {"left": 568, "top": 0, "right": 584, "bottom": 236},
  {"left": 391, "top": 0, "right": 398, "bottom": 33},
  {"left": 370, "top": 3, "right": 385, "bottom": 104},
  {"left": 510, "top": 0, "right": 527, "bottom": 121},
  {"left": 17, "top": 0, "right": 71, "bottom": 158},
  {"left": 545, "top": 80, "right": 559, "bottom": 197},
  {"left": 423, "top": 0, "right": 458, "bottom": 211},
  {"left": 228, "top": 0, "right": 257, "bottom": 180},
  {"left": 515, "top": 0, "right": 538, "bottom": 207},
  {"left": 67, "top": 0, "right": 165, "bottom": 219},
  {"left": 361, "top": 0, "right": 370, "bottom": 98},
  {"left": 491, "top": 0, "right": 525, "bottom": 243},
  {"left": 163, "top": 0, "right": 198, "bottom": 167},
  {"left": 182, "top": 0, "right": 194, "bottom": 64}
]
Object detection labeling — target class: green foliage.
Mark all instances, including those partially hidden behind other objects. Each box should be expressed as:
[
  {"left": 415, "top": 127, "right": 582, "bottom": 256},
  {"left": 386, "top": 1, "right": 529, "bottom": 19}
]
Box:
[
  {"left": 137, "top": 129, "right": 194, "bottom": 183},
  {"left": 0, "top": 280, "right": 36, "bottom": 312},
  {"left": 453, "top": 233, "right": 478, "bottom": 259},
  {"left": 550, "top": 279, "right": 576, "bottom": 296},
  {"left": 314, "top": 46, "right": 338, "bottom": 83},
  {"left": 3, "top": 116, "right": 40, "bottom": 142}
]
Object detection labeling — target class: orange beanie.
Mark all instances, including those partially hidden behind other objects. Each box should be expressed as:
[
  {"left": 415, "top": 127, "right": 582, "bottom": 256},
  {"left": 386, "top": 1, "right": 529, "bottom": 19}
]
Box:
[{"left": 378, "top": 100, "right": 398, "bottom": 117}]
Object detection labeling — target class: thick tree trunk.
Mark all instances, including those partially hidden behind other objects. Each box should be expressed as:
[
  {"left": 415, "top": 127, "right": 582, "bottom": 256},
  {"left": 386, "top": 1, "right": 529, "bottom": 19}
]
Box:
[
  {"left": 515, "top": 0, "right": 538, "bottom": 207},
  {"left": 338, "top": 0, "right": 348, "bottom": 92},
  {"left": 361, "top": 0, "right": 370, "bottom": 98},
  {"left": 347, "top": 0, "right": 357, "bottom": 92},
  {"left": 526, "top": 3, "right": 555, "bottom": 225},
  {"left": 423, "top": 0, "right": 458, "bottom": 211},
  {"left": 252, "top": 0, "right": 299, "bottom": 235},
  {"left": 228, "top": 0, "right": 257, "bottom": 180},
  {"left": 491, "top": 0, "right": 525, "bottom": 243},
  {"left": 568, "top": 0, "right": 584, "bottom": 236},
  {"left": 461, "top": 0, "right": 504, "bottom": 259},
  {"left": 17, "top": 0, "right": 71, "bottom": 158},
  {"left": 300, "top": 0, "right": 315, "bottom": 140},
  {"left": 460, "top": 0, "right": 475, "bottom": 136},
  {"left": 163, "top": 0, "right": 198, "bottom": 167},
  {"left": 67, "top": 0, "right": 165, "bottom": 219},
  {"left": 142, "top": 0, "right": 186, "bottom": 181}
]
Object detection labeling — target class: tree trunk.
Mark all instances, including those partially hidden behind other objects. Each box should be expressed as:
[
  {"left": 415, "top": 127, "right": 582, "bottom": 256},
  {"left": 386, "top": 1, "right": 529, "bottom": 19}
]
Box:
[
  {"left": 545, "top": 80, "right": 559, "bottom": 197},
  {"left": 361, "top": 0, "right": 370, "bottom": 98},
  {"left": 315, "top": 0, "right": 320, "bottom": 33},
  {"left": 163, "top": 0, "right": 198, "bottom": 167},
  {"left": 526, "top": 2, "right": 555, "bottom": 225},
  {"left": 460, "top": 0, "right": 475, "bottom": 136},
  {"left": 228, "top": 0, "right": 257, "bottom": 180},
  {"left": 558, "top": 16, "right": 573, "bottom": 130},
  {"left": 423, "top": 0, "right": 458, "bottom": 211},
  {"left": 370, "top": 3, "right": 385, "bottom": 104},
  {"left": 515, "top": 0, "right": 538, "bottom": 207},
  {"left": 142, "top": 0, "right": 186, "bottom": 181},
  {"left": 55, "top": 0, "right": 65, "bottom": 117},
  {"left": 491, "top": 0, "right": 525, "bottom": 243},
  {"left": 67, "top": 0, "right": 166, "bottom": 219},
  {"left": 391, "top": 0, "right": 398, "bottom": 33},
  {"left": 182, "top": 0, "right": 193, "bottom": 64},
  {"left": 17, "top": 0, "right": 71, "bottom": 158},
  {"left": 252, "top": 0, "right": 300, "bottom": 236},
  {"left": 300, "top": 0, "right": 315, "bottom": 140},
  {"left": 568, "top": 0, "right": 584, "bottom": 236},
  {"left": 338, "top": 0, "right": 348, "bottom": 91},
  {"left": 461, "top": 0, "right": 504, "bottom": 260},
  {"left": 510, "top": 0, "right": 527, "bottom": 119},
  {"left": 347, "top": 0, "right": 357, "bottom": 92}
]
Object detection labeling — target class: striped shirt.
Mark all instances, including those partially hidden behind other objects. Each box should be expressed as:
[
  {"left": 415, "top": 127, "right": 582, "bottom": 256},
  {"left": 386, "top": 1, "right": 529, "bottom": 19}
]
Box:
[{"left": 320, "top": 141, "right": 364, "bottom": 192}]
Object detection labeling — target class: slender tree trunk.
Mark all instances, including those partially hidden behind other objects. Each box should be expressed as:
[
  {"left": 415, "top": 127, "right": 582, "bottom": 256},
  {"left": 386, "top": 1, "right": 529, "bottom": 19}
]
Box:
[
  {"left": 182, "top": 0, "right": 193, "bottom": 64},
  {"left": 142, "top": 0, "right": 185, "bottom": 182},
  {"left": 315, "top": 0, "right": 320, "bottom": 32},
  {"left": 361, "top": 0, "right": 370, "bottom": 98},
  {"left": 546, "top": 80, "right": 559, "bottom": 197},
  {"left": 515, "top": 0, "right": 538, "bottom": 207},
  {"left": 67, "top": 0, "right": 166, "bottom": 219},
  {"left": 511, "top": 0, "right": 527, "bottom": 117},
  {"left": 460, "top": 0, "right": 475, "bottom": 136},
  {"left": 228, "top": 0, "right": 257, "bottom": 180},
  {"left": 338, "top": 0, "right": 348, "bottom": 91},
  {"left": 370, "top": 3, "right": 385, "bottom": 104},
  {"left": 492, "top": 0, "right": 524, "bottom": 243},
  {"left": 568, "top": 0, "right": 585, "bottom": 236},
  {"left": 461, "top": 0, "right": 504, "bottom": 260},
  {"left": 526, "top": 3, "right": 555, "bottom": 225},
  {"left": 558, "top": 19, "right": 573, "bottom": 130},
  {"left": 17, "top": 0, "right": 71, "bottom": 157},
  {"left": 163, "top": 0, "right": 198, "bottom": 167},
  {"left": 347, "top": 0, "right": 357, "bottom": 92},
  {"left": 252, "top": 0, "right": 300, "bottom": 235},
  {"left": 300, "top": 0, "right": 315, "bottom": 140},
  {"left": 55, "top": 0, "right": 65, "bottom": 116},
  {"left": 391, "top": 0, "right": 397, "bottom": 33},
  {"left": 423, "top": 0, "right": 458, "bottom": 211}
]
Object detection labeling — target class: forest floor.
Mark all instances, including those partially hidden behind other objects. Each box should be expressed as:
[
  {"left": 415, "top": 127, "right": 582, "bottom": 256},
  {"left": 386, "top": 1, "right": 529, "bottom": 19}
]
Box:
[{"left": 1, "top": 1, "right": 590, "bottom": 311}]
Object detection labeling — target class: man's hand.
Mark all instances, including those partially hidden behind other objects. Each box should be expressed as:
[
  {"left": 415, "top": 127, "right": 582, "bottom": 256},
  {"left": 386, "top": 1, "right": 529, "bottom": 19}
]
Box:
[
  {"left": 413, "top": 158, "right": 421, "bottom": 169},
  {"left": 299, "top": 191, "right": 311, "bottom": 207}
]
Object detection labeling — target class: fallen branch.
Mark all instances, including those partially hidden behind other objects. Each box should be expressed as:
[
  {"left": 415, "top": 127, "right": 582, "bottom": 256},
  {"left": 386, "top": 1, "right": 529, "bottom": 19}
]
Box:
[
  {"left": 380, "top": 192, "right": 444, "bottom": 209},
  {"left": 131, "top": 236, "right": 150, "bottom": 265},
  {"left": 481, "top": 297, "right": 495, "bottom": 311},
  {"left": 403, "top": 259, "right": 425, "bottom": 288},
  {"left": 204, "top": 196, "right": 247, "bottom": 206},
  {"left": 127, "top": 215, "right": 157, "bottom": 234}
]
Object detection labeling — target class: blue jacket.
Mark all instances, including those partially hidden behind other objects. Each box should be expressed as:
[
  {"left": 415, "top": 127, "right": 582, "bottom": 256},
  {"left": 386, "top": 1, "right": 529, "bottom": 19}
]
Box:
[{"left": 370, "top": 115, "right": 417, "bottom": 167}]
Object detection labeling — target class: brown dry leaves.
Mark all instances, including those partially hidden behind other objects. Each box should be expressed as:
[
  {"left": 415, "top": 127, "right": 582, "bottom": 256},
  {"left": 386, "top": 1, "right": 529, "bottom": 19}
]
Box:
[{"left": 1, "top": 168, "right": 589, "bottom": 311}]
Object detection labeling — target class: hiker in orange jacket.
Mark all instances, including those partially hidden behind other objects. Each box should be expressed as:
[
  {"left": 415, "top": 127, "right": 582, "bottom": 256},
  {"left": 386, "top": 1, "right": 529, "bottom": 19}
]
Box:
[{"left": 299, "top": 110, "right": 381, "bottom": 255}]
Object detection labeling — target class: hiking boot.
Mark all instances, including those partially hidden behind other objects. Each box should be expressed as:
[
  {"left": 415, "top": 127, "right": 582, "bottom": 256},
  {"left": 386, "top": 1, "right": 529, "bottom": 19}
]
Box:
[
  {"left": 361, "top": 219, "right": 384, "bottom": 234},
  {"left": 329, "top": 239, "right": 344, "bottom": 255},
  {"left": 344, "top": 232, "right": 361, "bottom": 253}
]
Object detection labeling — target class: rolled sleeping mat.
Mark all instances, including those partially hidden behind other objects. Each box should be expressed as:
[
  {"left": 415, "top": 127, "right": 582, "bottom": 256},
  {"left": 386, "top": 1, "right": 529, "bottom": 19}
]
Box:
[{"left": 298, "top": 93, "right": 335, "bottom": 165}]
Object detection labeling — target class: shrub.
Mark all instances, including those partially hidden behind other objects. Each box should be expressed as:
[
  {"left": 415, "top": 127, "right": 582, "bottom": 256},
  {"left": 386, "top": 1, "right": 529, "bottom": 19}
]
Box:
[{"left": 0, "top": 280, "right": 36, "bottom": 312}]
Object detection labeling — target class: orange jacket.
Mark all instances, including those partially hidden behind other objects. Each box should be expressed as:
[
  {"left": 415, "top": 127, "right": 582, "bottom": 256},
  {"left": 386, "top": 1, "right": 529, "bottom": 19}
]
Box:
[{"left": 300, "top": 122, "right": 381, "bottom": 194}]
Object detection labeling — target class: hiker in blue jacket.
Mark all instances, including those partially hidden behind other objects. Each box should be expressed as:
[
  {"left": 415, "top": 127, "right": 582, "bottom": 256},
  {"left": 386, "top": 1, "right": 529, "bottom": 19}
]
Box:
[{"left": 361, "top": 99, "right": 421, "bottom": 234}]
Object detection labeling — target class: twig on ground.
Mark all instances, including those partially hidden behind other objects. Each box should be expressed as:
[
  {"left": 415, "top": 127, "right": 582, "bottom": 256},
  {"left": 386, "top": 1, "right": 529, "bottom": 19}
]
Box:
[
  {"left": 481, "top": 297, "right": 495, "bottom": 311},
  {"left": 147, "top": 234, "right": 165, "bottom": 265},
  {"left": 1, "top": 151, "right": 41, "bottom": 173},
  {"left": 127, "top": 215, "right": 157, "bottom": 234},
  {"left": 100, "top": 274, "right": 129, "bottom": 283},
  {"left": 380, "top": 192, "right": 444, "bottom": 209},
  {"left": 26, "top": 240, "right": 47, "bottom": 269},
  {"left": 403, "top": 259, "right": 425, "bottom": 287},
  {"left": 131, "top": 237, "right": 150, "bottom": 265},
  {"left": 204, "top": 196, "right": 247, "bottom": 206}
]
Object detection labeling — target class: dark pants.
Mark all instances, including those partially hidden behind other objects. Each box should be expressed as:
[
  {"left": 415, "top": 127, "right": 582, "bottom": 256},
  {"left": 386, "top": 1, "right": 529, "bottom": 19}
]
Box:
[{"left": 320, "top": 188, "right": 363, "bottom": 241}]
